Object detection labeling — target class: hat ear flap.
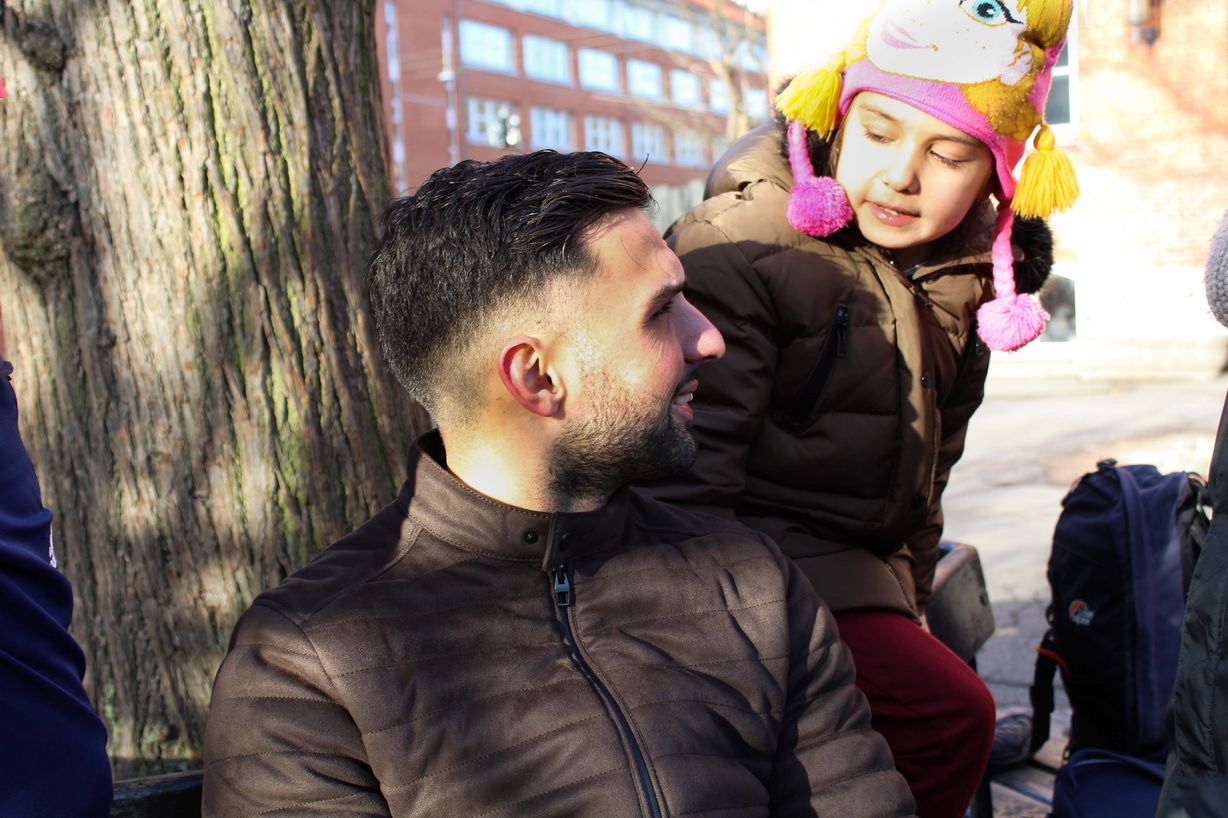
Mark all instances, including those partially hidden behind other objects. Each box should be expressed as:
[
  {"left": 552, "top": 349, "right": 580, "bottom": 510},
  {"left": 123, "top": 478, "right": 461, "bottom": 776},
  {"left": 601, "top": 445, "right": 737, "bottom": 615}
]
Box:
[
  {"left": 786, "top": 121, "right": 854, "bottom": 237},
  {"left": 1013, "top": 123, "right": 1079, "bottom": 218}
]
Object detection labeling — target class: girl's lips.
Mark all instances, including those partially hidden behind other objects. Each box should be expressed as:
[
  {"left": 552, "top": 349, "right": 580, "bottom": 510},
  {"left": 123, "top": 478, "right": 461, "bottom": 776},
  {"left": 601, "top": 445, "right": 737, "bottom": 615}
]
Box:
[{"left": 869, "top": 202, "right": 919, "bottom": 227}]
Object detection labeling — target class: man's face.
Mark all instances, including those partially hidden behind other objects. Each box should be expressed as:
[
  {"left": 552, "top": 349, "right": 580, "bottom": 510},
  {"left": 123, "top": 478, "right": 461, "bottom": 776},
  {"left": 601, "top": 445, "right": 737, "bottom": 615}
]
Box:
[{"left": 548, "top": 209, "right": 725, "bottom": 499}]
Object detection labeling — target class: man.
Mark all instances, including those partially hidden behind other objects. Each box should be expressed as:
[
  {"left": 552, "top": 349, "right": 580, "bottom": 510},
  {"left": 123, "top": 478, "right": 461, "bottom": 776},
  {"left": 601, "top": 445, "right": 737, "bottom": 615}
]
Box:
[
  {"left": 0, "top": 307, "right": 113, "bottom": 817},
  {"left": 202, "top": 151, "right": 914, "bottom": 817}
]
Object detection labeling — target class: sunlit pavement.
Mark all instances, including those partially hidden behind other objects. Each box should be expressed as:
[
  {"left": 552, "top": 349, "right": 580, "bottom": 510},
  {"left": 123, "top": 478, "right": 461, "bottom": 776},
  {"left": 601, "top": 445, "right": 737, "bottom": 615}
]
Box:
[{"left": 943, "top": 372, "right": 1228, "bottom": 712}]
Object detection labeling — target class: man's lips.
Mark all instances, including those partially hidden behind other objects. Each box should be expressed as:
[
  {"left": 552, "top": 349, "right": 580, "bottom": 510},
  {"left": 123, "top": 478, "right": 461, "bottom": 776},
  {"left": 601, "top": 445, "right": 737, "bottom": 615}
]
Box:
[{"left": 671, "top": 379, "right": 700, "bottom": 406}]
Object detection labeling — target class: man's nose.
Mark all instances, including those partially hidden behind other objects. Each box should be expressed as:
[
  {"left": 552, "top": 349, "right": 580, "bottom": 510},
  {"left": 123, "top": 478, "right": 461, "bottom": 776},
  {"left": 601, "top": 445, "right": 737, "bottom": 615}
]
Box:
[{"left": 680, "top": 296, "right": 725, "bottom": 363}]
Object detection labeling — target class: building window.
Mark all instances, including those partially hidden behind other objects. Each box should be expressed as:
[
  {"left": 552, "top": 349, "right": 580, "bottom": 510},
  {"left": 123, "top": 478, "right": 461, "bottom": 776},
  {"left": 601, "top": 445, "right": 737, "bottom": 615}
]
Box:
[
  {"left": 383, "top": 0, "right": 407, "bottom": 192},
  {"left": 571, "top": 0, "right": 614, "bottom": 31},
  {"left": 670, "top": 69, "right": 702, "bottom": 109},
  {"left": 708, "top": 78, "right": 730, "bottom": 115},
  {"left": 531, "top": 107, "right": 574, "bottom": 150},
  {"left": 627, "top": 59, "right": 664, "bottom": 100},
  {"left": 743, "top": 86, "right": 769, "bottom": 122},
  {"left": 523, "top": 35, "right": 571, "bottom": 84},
  {"left": 675, "top": 130, "right": 708, "bottom": 168},
  {"left": 466, "top": 98, "right": 521, "bottom": 148},
  {"left": 1045, "top": 17, "right": 1078, "bottom": 139},
  {"left": 584, "top": 115, "right": 625, "bottom": 156},
  {"left": 631, "top": 122, "right": 669, "bottom": 164},
  {"left": 579, "top": 48, "right": 620, "bottom": 93},
  {"left": 518, "top": 0, "right": 563, "bottom": 15},
  {"left": 458, "top": 20, "right": 514, "bottom": 73},
  {"left": 620, "top": 3, "right": 656, "bottom": 43},
  {"left": 659, "top": 15, "right": 695, "bottom": 54}
]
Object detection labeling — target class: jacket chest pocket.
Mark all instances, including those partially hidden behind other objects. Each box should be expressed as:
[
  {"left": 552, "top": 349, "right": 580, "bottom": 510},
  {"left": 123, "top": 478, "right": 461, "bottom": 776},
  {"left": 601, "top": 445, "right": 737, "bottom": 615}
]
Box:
[{"left": 779, "top": 304, "right": 849, "bottom": 429}]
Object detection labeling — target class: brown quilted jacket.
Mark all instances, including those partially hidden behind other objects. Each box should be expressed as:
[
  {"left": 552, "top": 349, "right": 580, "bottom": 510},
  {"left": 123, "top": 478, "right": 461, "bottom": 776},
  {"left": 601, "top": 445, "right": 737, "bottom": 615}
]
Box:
[
  {"left": 643, "top": 124, "right": 1052, "bottom": 617},
  {"left": 202, "top": 432, "right": 915, "bottom": 817}
]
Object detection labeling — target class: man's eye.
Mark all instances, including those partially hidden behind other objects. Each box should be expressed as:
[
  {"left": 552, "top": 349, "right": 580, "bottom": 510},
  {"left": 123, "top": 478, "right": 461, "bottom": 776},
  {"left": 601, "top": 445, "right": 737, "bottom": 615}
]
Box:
[
  {"left": 960, "top": 0, "right": 1021, "bottom": 25},
  {"left": 653, "top": 301, "right": 674, "bottom": 319}
]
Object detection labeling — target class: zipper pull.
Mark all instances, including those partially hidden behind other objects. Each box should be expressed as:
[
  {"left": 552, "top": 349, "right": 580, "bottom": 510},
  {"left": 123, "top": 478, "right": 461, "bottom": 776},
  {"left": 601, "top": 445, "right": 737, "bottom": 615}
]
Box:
[
  {"left": 834, "top": 306, "right": 849, "bottom": 359},
  {"left": 552, "top": 564, "right": 572, "bottom": 608}
]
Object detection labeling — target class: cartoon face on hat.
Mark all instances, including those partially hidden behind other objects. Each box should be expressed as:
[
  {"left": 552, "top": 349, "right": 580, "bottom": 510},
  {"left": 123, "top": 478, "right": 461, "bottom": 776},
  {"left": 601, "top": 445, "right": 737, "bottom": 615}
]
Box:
[{"left": 867, "top": 0, "right": 1034, "bottom": 87}]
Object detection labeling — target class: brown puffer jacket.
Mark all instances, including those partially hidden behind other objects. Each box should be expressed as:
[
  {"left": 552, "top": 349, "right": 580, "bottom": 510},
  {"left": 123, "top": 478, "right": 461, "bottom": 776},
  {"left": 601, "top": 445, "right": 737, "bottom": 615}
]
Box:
[
  {"left": 203, "top": 432, "right": 916, "bottom": 817},
  {"left": 644, "top": 124, "right": 1052, "bottom": 617}
]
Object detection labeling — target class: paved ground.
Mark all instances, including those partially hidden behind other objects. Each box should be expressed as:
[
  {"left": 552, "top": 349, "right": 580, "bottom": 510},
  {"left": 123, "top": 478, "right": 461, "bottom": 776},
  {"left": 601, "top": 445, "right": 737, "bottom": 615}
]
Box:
[{"left": 942, "top": 372, "right": 1227, "bottom": 715}]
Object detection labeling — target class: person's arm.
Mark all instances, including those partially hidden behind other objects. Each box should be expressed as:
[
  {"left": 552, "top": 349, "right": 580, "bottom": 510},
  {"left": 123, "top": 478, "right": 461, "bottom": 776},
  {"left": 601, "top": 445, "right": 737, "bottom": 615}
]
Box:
[
  {"left": 202, "top": 601, "right": 388, "bottom": 817},
  {"left": 767, "top": 549, "right": 917, "bottom": 817},
  {"left": 0, "top": 360, "right": 113, "bottom": 817},
  {"left": 906, "top": 342, "right": 991, "bottom": 612},
  {"left": 642, "top": 216, "right": 778, "bottom": 515}
]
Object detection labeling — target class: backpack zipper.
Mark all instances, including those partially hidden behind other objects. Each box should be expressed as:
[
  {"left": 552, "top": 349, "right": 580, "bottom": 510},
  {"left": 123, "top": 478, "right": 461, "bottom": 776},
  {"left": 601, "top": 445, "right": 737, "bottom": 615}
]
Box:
[
  {"left": 786, "top": 304, "right": 849, "bottom": 426},
  {"left": 551, "top": 564, "right": 662, "bottom": 818}
]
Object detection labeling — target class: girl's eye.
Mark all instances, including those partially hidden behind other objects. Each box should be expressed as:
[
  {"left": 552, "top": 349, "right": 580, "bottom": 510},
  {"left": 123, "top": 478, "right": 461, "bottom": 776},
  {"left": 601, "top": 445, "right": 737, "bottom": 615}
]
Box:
[
  {"left": 960, "top": 0, "right": 1021, "bottom": 25},
  {"left": 932, "top": 151, "right": 966, "bottom": 169},
  {"left": 864, "top": 129, "right": 890, "bottom": 144}
]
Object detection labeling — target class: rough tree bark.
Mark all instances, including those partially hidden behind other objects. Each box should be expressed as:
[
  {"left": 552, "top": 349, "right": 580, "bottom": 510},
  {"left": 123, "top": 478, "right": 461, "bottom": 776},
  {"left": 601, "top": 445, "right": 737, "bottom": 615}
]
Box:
[{"left": 0, "top": 0, "right": 430, "bottom": 775}]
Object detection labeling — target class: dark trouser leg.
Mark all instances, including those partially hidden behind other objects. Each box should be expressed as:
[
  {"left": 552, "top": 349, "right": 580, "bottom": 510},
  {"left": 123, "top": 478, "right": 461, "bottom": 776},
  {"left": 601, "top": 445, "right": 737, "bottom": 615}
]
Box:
[{"left": 833, "top": 608, "right": 996, "bottom": 818}]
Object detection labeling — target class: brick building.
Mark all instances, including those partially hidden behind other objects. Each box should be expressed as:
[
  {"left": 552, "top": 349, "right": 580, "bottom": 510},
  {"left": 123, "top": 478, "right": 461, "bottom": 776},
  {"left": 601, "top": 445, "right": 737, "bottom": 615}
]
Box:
[
  {"left": 769, "top": 0, "right": 1228, "bottom": 377},
  {"left": 378, "top": 0, "right": 770, "bottom": 229}
]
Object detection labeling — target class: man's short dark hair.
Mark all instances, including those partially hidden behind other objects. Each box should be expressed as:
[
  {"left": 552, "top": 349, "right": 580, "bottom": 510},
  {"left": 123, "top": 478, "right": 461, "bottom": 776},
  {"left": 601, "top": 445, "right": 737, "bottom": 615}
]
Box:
[{"left": 368, "top": 150, "right": 653, "bottom": 416}]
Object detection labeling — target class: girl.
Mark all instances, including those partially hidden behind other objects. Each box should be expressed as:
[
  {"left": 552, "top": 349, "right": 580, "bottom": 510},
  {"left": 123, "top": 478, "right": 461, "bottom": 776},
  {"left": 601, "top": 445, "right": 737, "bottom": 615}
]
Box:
[{"left": 645, "top": 1, "right": 1077, "bottom": 815}]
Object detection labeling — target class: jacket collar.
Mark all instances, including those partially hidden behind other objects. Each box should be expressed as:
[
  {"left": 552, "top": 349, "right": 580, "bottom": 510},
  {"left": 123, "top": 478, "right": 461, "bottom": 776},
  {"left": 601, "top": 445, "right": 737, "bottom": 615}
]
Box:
[{"left": 396, "top": 431, "right": 633, "bottom": 570}]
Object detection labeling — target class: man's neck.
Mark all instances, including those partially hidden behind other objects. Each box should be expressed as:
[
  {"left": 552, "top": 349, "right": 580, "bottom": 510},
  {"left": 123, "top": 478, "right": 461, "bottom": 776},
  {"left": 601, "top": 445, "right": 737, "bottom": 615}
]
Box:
[{"left": 438, "top": 425, "right": 604, "bottom": 514}]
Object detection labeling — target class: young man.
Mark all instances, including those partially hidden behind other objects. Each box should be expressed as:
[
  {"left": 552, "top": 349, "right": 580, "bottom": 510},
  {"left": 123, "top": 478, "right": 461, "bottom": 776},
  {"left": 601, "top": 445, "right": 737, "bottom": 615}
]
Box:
[
  {"left": 0, "top": 308, "right": 113, "bottom": 817},
  {"left": 202, "top": 151, "right": 914, "bottom": 817}
]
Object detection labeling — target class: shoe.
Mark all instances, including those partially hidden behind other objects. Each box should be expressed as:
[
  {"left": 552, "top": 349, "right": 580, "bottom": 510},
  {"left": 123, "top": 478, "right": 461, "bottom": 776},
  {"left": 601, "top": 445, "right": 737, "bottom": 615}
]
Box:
[{"left": 987, "top": 712, "right": 1034, "bottom": 773}]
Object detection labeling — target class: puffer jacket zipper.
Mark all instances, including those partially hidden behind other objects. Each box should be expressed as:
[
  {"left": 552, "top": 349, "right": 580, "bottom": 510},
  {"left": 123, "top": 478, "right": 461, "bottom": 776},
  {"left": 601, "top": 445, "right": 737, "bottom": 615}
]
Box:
[
  {"left": 552, "top": 564, "right": 663, "bottom": 818},
  {"left": 786, "top": 304, "right": 849, "bottom": 427}
]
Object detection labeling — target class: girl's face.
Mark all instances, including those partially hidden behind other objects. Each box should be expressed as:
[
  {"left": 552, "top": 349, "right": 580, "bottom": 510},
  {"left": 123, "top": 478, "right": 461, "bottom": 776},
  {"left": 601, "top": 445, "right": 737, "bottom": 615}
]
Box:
[
  {"left": 835, "top": 93, "right": 994, "bottom": 267},
  {"left": 867, "top": 0, "right": 1033, "bottom": 87}
]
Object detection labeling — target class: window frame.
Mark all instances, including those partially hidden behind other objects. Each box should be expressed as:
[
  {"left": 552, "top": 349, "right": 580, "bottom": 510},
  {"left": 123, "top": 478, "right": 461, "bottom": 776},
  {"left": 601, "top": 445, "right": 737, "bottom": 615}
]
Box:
[{"left": 458, "top": 19, "right": 516, "bottom": 74}]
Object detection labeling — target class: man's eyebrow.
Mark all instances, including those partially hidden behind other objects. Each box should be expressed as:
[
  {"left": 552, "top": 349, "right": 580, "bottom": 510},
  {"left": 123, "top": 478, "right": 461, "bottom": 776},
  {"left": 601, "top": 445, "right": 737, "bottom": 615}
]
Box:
[{"left": 644, "top": 279, "right": 685, "bottom": 313}]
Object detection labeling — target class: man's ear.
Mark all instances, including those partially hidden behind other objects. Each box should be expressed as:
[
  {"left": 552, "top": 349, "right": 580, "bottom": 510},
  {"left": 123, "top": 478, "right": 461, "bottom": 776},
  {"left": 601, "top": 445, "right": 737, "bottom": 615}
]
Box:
[{"left": 498, "top": 337, "right": 564, "bottom": 418}]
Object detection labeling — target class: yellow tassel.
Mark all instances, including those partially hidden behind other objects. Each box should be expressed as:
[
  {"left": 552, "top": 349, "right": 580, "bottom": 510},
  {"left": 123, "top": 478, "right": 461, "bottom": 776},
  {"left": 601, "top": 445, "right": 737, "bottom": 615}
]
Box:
[
  {"left": 775, "top": 57, "right": 845, "bottom": 138},
  {"left": 1012, "top": 123, "right": 1079, "bottom": 218}
]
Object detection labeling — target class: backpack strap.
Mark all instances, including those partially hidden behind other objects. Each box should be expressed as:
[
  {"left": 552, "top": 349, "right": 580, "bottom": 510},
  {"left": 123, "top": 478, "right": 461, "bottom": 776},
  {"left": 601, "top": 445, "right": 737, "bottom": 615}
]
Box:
[{"left": 1030, "top": 629, "right": 1067, "bottom": 755}]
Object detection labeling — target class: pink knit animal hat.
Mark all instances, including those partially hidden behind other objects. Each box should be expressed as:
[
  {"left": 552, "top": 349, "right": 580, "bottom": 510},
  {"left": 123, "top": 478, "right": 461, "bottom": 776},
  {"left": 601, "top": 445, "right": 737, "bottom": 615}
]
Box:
[{"left": 777, "top": 0, "right": 1079, "bottom": 352}]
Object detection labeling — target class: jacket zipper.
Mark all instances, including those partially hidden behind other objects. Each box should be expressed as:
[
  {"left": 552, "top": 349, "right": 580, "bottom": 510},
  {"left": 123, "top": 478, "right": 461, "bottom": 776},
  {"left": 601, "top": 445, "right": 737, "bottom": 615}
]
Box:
[
  {"left": 552, "top": 564, "right": 662, "bottom": 818},
  {"left": 787, "top": 304, "right": 849, "bottom": 426}
]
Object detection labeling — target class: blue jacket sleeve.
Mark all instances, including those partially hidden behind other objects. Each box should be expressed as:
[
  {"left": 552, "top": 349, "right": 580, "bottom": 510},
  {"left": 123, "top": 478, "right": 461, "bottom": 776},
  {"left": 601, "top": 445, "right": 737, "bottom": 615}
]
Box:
[{"left": 0, "top": 358, "right": 112, "bottom": 817}]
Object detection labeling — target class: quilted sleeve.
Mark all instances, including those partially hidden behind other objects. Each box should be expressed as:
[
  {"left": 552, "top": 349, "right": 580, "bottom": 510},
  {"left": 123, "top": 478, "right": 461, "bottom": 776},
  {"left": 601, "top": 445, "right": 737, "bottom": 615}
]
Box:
[
  {"left": 768, "top": 552, "right": 917, "bottom": 817},
  {"left": 202, "top": 602, "right": 389, "bottom": 817}
]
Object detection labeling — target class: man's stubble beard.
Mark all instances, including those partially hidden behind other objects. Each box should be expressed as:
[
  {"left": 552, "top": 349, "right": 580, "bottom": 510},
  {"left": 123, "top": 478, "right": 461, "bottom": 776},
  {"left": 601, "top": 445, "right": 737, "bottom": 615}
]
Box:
[{"left": 547, "top": 374, "right": 696, "bottom": 503}]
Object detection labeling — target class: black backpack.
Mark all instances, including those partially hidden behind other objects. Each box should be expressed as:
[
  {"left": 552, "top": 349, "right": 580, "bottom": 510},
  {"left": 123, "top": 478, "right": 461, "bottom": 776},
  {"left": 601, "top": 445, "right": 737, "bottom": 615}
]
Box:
[{"left": 1030, "top": 459, "right": 1210, "bottom": 762}]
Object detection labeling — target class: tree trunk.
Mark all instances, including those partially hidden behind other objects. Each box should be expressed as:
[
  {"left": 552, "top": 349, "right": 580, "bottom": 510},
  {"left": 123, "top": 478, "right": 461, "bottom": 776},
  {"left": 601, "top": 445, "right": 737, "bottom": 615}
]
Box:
[{"left": 0, "top": 0, "right": 430, "bottom": 776}]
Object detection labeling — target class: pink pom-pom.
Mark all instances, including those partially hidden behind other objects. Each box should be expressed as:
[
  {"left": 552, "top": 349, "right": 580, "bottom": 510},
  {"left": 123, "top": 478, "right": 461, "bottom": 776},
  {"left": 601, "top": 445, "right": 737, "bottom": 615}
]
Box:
[
  {"left": 787, "top": 177, "right": 854, "bottom": 237},
  {"left": 977, "top": 293, "right": 1049, "bottom": 352}
]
